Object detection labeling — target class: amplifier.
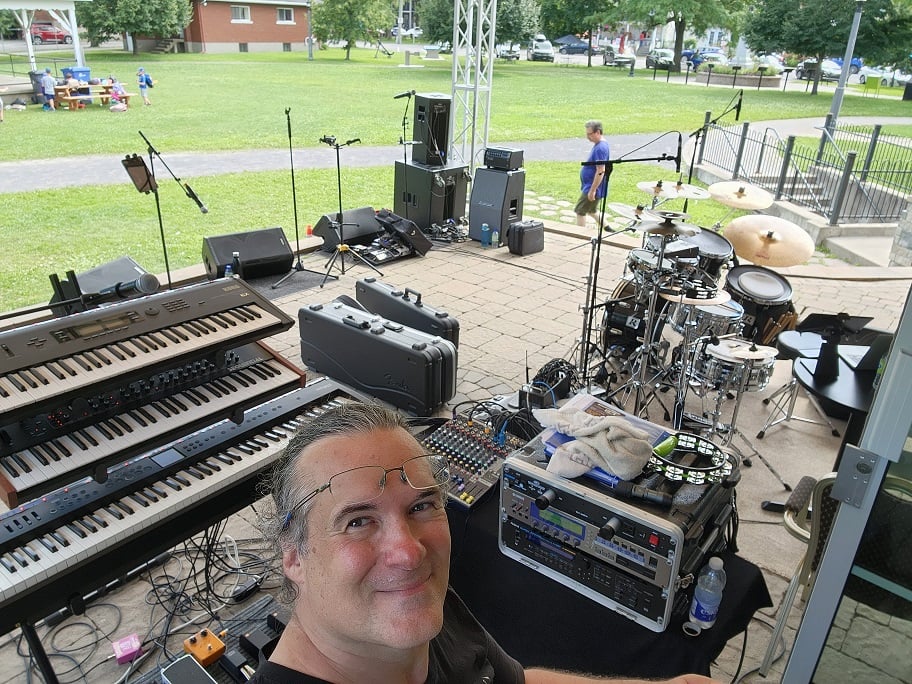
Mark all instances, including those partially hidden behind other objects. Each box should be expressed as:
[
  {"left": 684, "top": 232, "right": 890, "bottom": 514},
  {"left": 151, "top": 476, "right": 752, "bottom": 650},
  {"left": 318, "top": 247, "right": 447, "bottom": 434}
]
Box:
[
  {"left": 499, "top": 397, "right": 736, "bottom": 632},
  {"left": 484, "top": 147, "right": 524, "bottom": 171}
]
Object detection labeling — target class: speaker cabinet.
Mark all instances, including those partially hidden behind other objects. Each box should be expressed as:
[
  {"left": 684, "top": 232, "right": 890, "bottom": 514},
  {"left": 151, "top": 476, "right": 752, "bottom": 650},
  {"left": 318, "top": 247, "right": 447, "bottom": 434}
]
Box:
[
  {"left": 468, "top": 168, "right": 526, "bottom": 244},
  {"left": 312, "top": 207, "right": 383, "bottom": 251},
  {"left": 413, "top": 93, "right": 451, "bottom": 166},
  {"left": 201, "top": 227, "right": 294, "bottom": 279},
  {"left": 394, "top": 161, "right": 468, "bottom": 232}
]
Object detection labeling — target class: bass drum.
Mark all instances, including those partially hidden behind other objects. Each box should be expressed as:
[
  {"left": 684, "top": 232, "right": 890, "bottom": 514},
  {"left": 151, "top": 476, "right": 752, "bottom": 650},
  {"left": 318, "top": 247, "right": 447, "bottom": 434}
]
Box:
[
  {"left": 601, "top": 279, "right": 666, "bottom": 358},
  {"left": 724, "top": 265, "right": 794, "bottom": 344}
]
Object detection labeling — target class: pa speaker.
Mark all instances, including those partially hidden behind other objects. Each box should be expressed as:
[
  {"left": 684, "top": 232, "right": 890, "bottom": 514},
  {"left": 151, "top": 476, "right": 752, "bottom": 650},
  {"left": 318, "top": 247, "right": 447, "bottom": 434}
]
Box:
[
  {"left": 202, "top": 227, "right": 294, "bottom": 279},
  {"left": 312, "top": 207, "right": 383, "bottom": 251},
  {"left": 413, "top": 93, "right": 451, "bottom": 166},
  {"left": 394, "top": 161, "right": 469, "bottom": 232},
  {"left": 49, "top": 256, "right": 152, "bottom": 317},
  {"left": 468, "top": 168, "right": 526, "bottom": 244}
]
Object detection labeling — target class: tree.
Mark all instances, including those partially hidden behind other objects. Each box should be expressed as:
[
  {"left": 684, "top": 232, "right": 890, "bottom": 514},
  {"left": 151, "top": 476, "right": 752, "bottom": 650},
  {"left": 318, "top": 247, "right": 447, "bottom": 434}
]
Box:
[
  {"left": 77, "top": 0, "right": 191, "bottom": 53},
  {"left": 420, "top": 0, "right": 541, "bottom": 48},
  {"left": 311, "top": 0, "right": 391, "bottom": 59},
  {"left": 744, "top": 0, "right": 912, "bottom": 93}
]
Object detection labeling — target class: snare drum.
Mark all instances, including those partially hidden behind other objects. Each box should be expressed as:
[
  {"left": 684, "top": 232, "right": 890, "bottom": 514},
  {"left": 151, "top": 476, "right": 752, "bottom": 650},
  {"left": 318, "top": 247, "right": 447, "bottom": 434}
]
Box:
[
  {"left": 696, "top": 337, "right": 778, "bottom": 392},
  {"left": 724, "top": 265, "right": 793, "bottom": 344},
  {"left": 601, "top": 279, "right": 666, "bottom": 357},
  {"left": 669, "top": 298, "right": 744, "bottom": 339}
]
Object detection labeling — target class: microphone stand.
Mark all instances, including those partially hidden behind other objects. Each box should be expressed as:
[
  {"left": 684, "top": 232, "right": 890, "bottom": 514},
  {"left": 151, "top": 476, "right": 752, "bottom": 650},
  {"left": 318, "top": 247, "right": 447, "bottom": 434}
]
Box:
[
  {"left": 681, "top": 89, "right": 742, "bottom": 215},
  {"left": 319, "top": 136, "right": 383, "bottom": 287},
  {"left": 122, "top": 139, "right": 171, "bottom": 290},
  {"left": 576, "top": 149, "right": 678, "bottom": 390},
  {"left": 273, "top": 107, "right": 334, "bottom": 289},
  {"left": 398, "top": 92, "right": 414, "bottom": 224}
]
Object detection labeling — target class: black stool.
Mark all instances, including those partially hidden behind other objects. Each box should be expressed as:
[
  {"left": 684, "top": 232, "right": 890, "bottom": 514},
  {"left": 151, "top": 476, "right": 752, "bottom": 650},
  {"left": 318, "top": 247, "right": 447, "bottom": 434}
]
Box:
[{"left": 756, "top": 330, "right": 840, "bottom": 439}]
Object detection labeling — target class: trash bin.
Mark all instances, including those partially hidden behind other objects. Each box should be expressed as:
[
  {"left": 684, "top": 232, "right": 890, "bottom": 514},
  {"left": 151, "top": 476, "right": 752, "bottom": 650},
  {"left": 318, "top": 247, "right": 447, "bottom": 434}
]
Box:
[
  {"left": 64, "top": 66, "right": 90, "bottom": 82},
  {"left": 904, "top": 82, "right": 912, "bottom": 101},
  {"left": 28, "top": 70, "right": 45, "bottom": 105}
]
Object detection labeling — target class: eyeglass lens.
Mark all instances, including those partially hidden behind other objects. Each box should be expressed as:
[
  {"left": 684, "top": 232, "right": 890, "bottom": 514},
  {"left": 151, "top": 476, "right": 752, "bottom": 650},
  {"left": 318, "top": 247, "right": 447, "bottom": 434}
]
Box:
[{"left": 327, "top": 455, "right": 449, "bottom": 505}]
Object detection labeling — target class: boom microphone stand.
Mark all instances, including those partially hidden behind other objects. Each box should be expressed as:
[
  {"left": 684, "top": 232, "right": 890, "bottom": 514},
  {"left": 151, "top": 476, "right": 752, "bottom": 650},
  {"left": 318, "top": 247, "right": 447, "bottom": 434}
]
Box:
[
  {"left": 319, "top": 135, "right": 383, "bottom": 287},
  {"left": 273, "top": 107, "right": 333, "bottom": 289}
]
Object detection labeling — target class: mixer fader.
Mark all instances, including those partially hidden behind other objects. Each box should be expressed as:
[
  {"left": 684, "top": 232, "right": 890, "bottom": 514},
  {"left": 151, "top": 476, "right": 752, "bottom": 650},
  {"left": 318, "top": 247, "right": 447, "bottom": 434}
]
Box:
[{"left": 422, "top": 416, "right": 525, "bottom": 507}]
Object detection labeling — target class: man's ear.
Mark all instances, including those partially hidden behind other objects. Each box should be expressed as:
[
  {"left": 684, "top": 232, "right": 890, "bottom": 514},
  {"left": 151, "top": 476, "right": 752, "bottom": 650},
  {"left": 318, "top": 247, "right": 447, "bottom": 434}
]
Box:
[{"left": 283, "top": 546, "right": 306, "bottom": 584}]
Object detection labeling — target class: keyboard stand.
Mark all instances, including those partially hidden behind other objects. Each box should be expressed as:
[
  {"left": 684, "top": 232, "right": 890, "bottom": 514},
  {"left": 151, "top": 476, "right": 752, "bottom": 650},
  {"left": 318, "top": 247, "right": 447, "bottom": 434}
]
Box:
[{"left": 22, "top": 621, "right": 59, "bottom": 684}]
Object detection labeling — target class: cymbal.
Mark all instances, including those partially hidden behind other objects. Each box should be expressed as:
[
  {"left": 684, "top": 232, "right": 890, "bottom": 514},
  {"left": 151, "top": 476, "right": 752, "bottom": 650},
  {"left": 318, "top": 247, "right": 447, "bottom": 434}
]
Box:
[
  {"left": 674, "top": 182, "right": 711, "bottom": 200},
  {"left": 635, "top": 220, "right": 700, "bottom": 237},
  {"left": 660, "top": 289, "right": 731, "bottom": 306},
  {"left": 650, "top": 210, "right": 689, "bottom": 222},
  {"left": 731, "top": 344, "right": 779, "bottom": 360},
  {"left": 708, "top": 181, "right": 774, "bottom": 210},
  {"left": 723, "top": 214, "right": 815, "bottom": 267},
  {"left": 607, "top": 202, "right": 651, "bottom": 222},
  {"left": 637, "top": 180, "right": 678, "bottom": 199}
]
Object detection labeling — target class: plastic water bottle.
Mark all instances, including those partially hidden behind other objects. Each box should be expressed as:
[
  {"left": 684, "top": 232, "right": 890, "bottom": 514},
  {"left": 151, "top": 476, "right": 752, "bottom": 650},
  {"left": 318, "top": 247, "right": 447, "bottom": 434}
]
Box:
[
  {"left": 481, "top": 222, "right": 491, "bottom": 248},
  {"left": 223, "top": 263, "right": 234, "bottom": 278},
  {"left": 689, "top": 556, "right": 726, "bottom": 629},
  {"left": 491, "top": 228, "right": 500, "bottom": 247},
  {"left": 231, "top": 251, "right": 242, "bottom": 278}
]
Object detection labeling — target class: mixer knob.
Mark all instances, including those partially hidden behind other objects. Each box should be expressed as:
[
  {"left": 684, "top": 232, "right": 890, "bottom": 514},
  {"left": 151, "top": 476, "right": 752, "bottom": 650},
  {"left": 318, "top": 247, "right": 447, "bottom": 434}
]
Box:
[
  {"left": 598, "top": 516, "right": 622, "bottom": 541},
  {"left": 534, "top": 489, "right": 557, "bottom": 510}
]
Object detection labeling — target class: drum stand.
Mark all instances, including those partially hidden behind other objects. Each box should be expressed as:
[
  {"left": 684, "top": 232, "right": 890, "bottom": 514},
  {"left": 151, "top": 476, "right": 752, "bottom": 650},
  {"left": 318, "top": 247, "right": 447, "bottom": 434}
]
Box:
[{"left": 698, "top": 358, "right": 792, "bottom": 491}]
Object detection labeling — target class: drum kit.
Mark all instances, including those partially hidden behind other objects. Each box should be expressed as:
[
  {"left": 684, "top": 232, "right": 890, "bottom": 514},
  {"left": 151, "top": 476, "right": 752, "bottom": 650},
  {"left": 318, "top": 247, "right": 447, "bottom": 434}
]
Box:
[{"left": 579, "top": 178, "right": 815, "bottom": 487}]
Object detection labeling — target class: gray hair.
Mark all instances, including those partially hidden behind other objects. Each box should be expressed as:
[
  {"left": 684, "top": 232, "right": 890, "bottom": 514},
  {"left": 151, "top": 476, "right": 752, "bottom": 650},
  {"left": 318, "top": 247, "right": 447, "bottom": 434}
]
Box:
[
  {"left": 585, "top": 120, "right": 603, "bottom": 134},
  {"left": 259, "top": 402, "right": 415, "bottom": 602}
]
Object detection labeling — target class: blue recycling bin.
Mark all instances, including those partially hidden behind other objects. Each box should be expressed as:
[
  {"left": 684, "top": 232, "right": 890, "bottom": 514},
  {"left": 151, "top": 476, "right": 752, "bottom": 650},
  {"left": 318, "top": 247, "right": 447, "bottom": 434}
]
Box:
[{"left": 63, "top": 66, "right": 90, "bottom": 82}]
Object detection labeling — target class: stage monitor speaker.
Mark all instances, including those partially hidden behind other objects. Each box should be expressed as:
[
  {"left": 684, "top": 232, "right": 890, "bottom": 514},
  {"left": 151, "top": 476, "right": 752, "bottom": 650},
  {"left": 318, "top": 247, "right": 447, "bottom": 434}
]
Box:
[
  {"left": 394, "top": 161, "right": 468, "bottom": 232},
  {"left": 202, "top": 227, "right": 294, "bottom": 279},
  {"left": 312, "top": 207, "right": 383, "bottom": 251},
  {"left": 374, "top": 209, "right": 433, "bottom": 256},
  {"left": 468, "top": 168, "right": 526, "bottom": 244},
  {"left": 48, "top": 256, "right": 152, "bottom": 317},
  {"left": 413, "top": 93, "right": 451, "bottom": 166}
]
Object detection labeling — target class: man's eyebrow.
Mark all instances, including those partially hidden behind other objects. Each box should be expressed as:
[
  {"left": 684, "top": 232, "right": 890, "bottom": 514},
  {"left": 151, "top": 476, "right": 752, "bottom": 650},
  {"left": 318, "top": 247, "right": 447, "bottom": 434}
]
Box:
[{"left": 330, "top": 500, "right": 379, "bottom": 527}]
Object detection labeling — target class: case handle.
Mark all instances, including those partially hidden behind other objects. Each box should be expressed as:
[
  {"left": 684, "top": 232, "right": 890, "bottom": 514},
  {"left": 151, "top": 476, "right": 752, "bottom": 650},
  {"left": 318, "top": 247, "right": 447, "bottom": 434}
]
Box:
[{"left": 404, "top": 288, "right": 423, "bottom": 307}]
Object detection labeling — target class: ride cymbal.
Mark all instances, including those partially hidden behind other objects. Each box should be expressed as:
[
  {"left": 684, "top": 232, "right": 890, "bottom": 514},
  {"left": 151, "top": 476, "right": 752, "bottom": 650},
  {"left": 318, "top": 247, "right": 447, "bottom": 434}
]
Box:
[
  {"left": 608, "top": 202, "right": 652, "bottom": 222},
  {"left": 708, "top": 181, "right": 774, "bottom": 210},
  {"left": 637, "top": 180, "right": 678, "bottom": 199},
  {"left": 723, "top": 214, "right": 815, "bottom": 267},
  {"left": 635, "top": 220, "right": 700, "bottom": 237}
]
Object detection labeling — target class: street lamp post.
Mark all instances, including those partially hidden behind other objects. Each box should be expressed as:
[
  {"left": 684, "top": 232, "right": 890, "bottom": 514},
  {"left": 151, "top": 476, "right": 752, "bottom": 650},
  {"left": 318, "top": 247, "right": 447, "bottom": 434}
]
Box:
[{"left": 827, "top": 0, "right": 866, "bottom": 135}]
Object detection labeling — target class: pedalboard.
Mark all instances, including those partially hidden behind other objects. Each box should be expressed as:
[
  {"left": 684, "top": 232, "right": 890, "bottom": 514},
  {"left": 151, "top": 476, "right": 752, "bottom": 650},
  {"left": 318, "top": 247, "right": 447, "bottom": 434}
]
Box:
[{"left": 422, "top": 415, "right": 524, "bottom": 508}]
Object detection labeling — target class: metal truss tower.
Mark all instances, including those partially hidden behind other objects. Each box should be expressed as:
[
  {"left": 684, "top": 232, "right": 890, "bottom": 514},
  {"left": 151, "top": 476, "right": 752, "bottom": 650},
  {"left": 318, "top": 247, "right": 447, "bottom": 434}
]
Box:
[{"left": 450, "top": 0, "right": 497, "bottom": 173}]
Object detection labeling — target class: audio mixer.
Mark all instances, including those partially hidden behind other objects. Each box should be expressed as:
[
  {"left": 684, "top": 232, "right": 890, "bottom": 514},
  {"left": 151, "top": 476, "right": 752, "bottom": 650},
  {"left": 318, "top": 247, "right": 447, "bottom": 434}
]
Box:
[{"left": 422, "top": 415, "right": 525, "bottom": 507}]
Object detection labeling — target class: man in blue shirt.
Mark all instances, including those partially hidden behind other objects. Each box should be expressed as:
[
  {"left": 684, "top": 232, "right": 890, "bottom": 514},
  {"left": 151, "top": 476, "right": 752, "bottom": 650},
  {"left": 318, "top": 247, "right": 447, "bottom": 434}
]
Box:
[{"left": 575, "top": 120, "right": 610, "bottom": 228}]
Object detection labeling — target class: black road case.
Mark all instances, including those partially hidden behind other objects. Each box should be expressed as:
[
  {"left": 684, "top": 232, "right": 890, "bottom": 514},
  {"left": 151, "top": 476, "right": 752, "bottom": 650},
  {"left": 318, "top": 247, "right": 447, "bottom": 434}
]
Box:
[{"left": 354, "top": 278, "right": 460, "bottom": 347}]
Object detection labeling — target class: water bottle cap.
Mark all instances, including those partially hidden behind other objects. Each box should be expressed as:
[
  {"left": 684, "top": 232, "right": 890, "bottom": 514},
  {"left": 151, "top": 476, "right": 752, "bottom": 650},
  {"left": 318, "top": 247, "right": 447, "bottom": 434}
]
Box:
[{"left": 709, "top": 556, "right": 723, "bottom": 570}]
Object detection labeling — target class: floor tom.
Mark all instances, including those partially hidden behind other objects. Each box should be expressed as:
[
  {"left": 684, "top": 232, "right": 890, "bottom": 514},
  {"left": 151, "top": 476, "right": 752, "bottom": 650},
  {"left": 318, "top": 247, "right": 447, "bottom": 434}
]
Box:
[{"left": 695, "top": 337, "right": 778, "bottom": 392}]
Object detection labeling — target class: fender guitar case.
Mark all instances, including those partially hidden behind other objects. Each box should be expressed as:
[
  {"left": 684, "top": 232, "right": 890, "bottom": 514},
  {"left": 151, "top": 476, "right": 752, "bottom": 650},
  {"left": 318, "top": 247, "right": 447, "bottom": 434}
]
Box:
[
  {"left": 354, "top": 278, "right": 460, "bottom": 347},
  {"left": 299, "top": 301, "right": 457, "bottom": 415}
]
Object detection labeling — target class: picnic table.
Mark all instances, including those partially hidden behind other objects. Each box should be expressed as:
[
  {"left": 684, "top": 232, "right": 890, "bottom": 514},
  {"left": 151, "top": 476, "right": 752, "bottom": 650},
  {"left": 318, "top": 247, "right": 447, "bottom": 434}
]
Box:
[{"left": 54, "top": 83, "right": 136, "bottom": 110}]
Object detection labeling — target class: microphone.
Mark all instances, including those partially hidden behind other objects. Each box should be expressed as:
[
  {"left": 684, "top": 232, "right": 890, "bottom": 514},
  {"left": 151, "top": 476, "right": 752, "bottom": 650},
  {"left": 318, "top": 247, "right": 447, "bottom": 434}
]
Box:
[
  {"left": 320, "top": 135, "right": 336, "bottom": 145},
  {"left": 735, "top": 89, "right": 743, "bottom": 121},
  {"left": 84, "top": 273, "right": 160, "bottom": 303},
  {"left": 345, "top": 138, "right": 361, "bottom": 146},
  {"left": 183, "top": 183, "right": 208, "bottom": 214},
  {"left": 393, "top": 90, "right": 416, "bottom": 99},
  {"left": 675, "top": 132, "right": 682, "bottom": 174}
]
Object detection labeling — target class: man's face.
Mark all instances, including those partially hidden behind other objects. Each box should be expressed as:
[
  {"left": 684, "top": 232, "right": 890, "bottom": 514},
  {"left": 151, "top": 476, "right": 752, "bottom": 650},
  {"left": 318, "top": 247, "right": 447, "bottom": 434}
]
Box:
[
  {"left": 283, "top": 427, "right": 451, "bottom": 657},
  {"left": 586, "top": 127, "right": 600, "bottom": 142}
]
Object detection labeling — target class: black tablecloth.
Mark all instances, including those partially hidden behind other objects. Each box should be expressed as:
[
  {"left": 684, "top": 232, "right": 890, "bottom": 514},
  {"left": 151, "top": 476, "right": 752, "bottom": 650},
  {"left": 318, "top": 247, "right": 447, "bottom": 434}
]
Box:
[{"left": 447, "top": 494, "right": 771, "bottom": 679}]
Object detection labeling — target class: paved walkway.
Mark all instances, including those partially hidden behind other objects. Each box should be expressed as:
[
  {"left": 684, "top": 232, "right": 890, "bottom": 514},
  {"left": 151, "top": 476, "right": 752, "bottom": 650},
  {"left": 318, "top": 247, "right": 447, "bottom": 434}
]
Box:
[{"left": 3, "top": 117, "right": 912, "bottom": 194}]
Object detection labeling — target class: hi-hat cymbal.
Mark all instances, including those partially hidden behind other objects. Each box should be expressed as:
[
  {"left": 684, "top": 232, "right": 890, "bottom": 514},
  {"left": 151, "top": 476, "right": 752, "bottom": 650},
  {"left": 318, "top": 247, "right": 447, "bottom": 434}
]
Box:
[
  {"left": 637, "top": 180, "right": 678, "bottom": 199},
  {"left": 731, "top": 344, "right": 779, "bottom": 360},
  {"left": 608, "top": 202, "right": 652, "bottom": 222},
  {"left": 635, "top": 220, "right": 700, "bottom": 237},
  {"left": 708, "top": 181, "right": 774, "bottom": 210},
  {"left": 723, "top": 214, "right": 815, "bottom": 267},
  {"left": 674, "top": 182, "right": 711, "bottom": 200},
  {"left": 650, "top": 210, "right": 689, "bottom": 222}
]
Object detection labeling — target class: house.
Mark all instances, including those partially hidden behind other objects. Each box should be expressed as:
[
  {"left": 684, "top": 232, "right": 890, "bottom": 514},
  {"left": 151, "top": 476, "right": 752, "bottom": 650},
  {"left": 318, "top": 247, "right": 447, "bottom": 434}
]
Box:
[{"left": 172, "top": 0, "right": 312, "bottom": 54}]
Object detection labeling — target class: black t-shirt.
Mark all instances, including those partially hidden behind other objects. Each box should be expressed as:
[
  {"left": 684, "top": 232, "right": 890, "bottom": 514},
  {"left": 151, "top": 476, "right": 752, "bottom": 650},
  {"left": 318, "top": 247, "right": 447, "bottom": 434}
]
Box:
[{"left": 247, "top": 588, "right": 525, "bottom": 683}]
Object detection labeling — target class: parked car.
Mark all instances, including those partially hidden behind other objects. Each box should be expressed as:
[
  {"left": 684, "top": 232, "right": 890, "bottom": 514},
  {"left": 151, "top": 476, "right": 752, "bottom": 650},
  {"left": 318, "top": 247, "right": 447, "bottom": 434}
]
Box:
[
  {"left": 527, "top": 38, "right": 555, "bottom": 62},
  {"left": 879, "top": 68, "right": 912, "bottom": 86},
  {"left": 689, "top": 47, "right": 726, "bottom": 70},
  {"left": 755, "top": 54, "right": 785, "bottom": 72},
  {"left": 830, "top": 56, "right": 864, "bottom": 74},
  {"left": 391, "top": 26, "right": 422, "bottom": 38},
  {"left": 795, "top": 59, "right": 841, "bottom": 81},
  {"left": 496, "top": 42, "right": 521, "bottom": 60},
  {"left": 30, "top": 22, "right": 71, "bottom": 45},
  {"left": 645, "top": 48, "right": 675, "bottom": 70},
  {"left": 603, "top": 45, "right": 636, "bottom": 69},
  {"left": 558, "top": 40, "right": 597, "bottom": 56},
  {"left": 857, "top": 65, "right": 886, "bottom": 84}
]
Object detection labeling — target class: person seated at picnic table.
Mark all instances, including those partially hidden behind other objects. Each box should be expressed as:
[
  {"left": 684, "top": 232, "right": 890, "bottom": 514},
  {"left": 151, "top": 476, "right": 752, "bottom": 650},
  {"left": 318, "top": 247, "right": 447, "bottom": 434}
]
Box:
[{"left": 109, "top": 76, "right": 128, "bottom": 104}]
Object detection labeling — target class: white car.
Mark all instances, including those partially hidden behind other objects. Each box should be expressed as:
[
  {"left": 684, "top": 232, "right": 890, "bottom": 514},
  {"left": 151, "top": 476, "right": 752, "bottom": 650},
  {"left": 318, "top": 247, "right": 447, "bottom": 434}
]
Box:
[
  {"left": 879, "top": 68, "right": 911, "bottom": 86},
  {"left": 857, "top": 65, "right": 886, "bottom": 84}
]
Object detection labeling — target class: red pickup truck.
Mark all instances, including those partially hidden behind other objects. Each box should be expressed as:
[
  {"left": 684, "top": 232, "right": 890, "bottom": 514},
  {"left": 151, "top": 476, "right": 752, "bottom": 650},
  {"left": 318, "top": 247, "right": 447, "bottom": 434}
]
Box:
[{"left": 30, "top": 23, "right": 72, "bottom": 45}]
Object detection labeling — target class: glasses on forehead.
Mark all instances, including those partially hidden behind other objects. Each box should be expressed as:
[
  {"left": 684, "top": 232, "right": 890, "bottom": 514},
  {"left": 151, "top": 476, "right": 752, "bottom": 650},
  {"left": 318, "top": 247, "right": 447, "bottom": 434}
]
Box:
[{"left": 281, "top": 454, "right": 450, "bottom": 531}]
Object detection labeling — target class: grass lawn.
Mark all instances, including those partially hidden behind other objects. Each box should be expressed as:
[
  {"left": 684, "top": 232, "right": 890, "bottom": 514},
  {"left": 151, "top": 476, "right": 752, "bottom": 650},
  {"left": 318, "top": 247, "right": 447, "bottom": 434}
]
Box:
[{"left": 1, "top": 45, "right": 907, "bottom": 311}]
